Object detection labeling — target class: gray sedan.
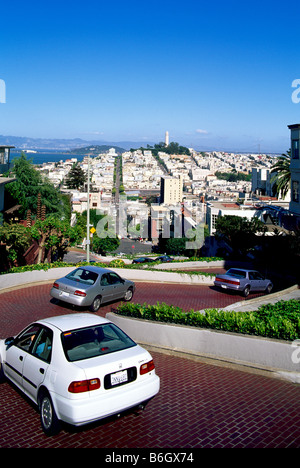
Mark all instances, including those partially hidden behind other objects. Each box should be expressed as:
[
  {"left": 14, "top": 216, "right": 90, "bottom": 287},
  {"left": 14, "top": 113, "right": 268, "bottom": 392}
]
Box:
[
  {"left": 50, "top": 266, "right": 135, "bottom": 312},
  {"left": 214, "top": 268, "right": 273, "bottom": 297}
]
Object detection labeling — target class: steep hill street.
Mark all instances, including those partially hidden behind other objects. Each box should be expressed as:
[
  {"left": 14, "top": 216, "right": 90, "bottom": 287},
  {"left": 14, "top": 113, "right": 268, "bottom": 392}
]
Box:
[{"left": 1, "top": 282, "right": 300, "bottom": 448}]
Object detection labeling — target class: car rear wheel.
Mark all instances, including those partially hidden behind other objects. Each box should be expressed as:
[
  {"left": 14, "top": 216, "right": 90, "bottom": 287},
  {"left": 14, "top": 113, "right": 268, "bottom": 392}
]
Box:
[
  {"left": 243, "top": 285, "right": 250, "bottom": 297},
  {"left": 124, "top": 288, "right": 134, "bottom": 302},
  {"left": 90, "top": 295, "right": 102, "bottom": 312},
  {"left": 39, "top": 392, "right": 61, "bottom": 436}
]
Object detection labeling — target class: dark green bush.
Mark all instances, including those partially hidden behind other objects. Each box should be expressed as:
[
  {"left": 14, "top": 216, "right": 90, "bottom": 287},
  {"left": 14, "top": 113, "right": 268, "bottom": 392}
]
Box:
[{"left": 116, "top": 300, "right": 300, "bottom": 341}]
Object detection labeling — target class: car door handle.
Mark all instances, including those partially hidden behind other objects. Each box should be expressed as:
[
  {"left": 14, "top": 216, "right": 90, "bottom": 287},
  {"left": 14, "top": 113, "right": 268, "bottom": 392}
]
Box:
[
  {"left": 19, "top": 356, "right": 23, "bottom": 361},
  {"left": 39, "top": 368, "right": 45, "bottom": 374}
]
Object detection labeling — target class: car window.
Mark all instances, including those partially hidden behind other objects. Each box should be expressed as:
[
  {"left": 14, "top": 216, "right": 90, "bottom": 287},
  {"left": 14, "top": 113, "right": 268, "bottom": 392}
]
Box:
[
  {"left": 32, "top": 327, "right": 53, "bottom": 363},
  {"left": 61, "top": 323, "right": 136, "bottom": 362},
  {"left": 14, "top": 325, "right": 41, "bottom": 352},
  {"left": 227, "top": 269, "right": 246, "bottom": 278},
  {"left": 66, "top": 268, "right": 98, "bottom": 285},
  {"left": 108, "top": 273, "right": 122, "bottom": 284},
  {"left": 100, "top": 273, "right": 109, "bottom": 286}
]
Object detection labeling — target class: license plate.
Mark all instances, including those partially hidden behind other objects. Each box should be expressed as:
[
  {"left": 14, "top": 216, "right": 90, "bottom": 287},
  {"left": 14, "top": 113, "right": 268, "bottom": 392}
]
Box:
[
  {"left": 60, "top": 291, "right": 69, "bottom": 297},
  {"left": 111, "top": 370, "right": 128, "bottom": 386},
  {"left": 221, "top": 285, "right": 227, "bottom": 289}
]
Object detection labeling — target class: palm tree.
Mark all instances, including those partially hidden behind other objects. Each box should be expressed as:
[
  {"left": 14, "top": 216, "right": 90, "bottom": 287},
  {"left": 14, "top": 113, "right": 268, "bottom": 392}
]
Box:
[{"left": 270, "top": 150, "right": 291, "bottom": 199}]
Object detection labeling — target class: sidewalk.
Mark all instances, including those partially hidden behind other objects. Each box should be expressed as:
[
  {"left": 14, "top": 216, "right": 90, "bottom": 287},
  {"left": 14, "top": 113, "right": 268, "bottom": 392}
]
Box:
[{"left": 222, "top": 285, "right": 300, "bottom": 312}]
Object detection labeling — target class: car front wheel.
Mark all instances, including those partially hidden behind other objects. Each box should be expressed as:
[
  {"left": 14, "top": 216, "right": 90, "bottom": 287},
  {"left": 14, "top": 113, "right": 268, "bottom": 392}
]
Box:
[
  {"left": 266, "top": 284, "right": 273, "bottom": 294},
  {"left": 39, "top": 392, "right": 61, "bottom": 436},
  {"left": 0, "top": 360, "right": 5, "bottom": 383}
]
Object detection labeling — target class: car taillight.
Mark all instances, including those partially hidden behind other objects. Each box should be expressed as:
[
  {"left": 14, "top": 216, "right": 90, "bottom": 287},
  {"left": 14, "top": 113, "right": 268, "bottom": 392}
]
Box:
[
  {"left": 68, "top": 378, "right": 100, "bottom": 393},
  {"left": 53, "top": 282, "right": 59, "bottom": 289},
  {"left": 74, "top": 290, "right": 87, "bottom": 297},
  {"left": 215, "top": 278, "right": 240, "bottom": 285},
  {"left": 140, "top": 359, "right": 155, "bottom": 375}
]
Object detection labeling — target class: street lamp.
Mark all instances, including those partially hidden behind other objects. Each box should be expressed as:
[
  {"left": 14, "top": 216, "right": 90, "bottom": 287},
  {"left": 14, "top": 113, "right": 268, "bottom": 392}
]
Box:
[{"left": 86, "top": 155, "right": 90, "bottom": 262}]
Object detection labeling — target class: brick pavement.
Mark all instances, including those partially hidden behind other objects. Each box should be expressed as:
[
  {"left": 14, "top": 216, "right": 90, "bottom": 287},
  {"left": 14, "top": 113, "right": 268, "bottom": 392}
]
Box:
[{"left": 1, "top": 282, "right": 300, "bottom": 448}]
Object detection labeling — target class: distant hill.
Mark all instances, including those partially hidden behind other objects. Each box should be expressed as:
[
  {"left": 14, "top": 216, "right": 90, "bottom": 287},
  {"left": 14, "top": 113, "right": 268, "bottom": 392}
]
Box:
[
  {"left": 69, "top": 145, "right": 126, "bottom": 155},
  {"left": 0, "top": 134, "right": 155, "bottom": 152}
]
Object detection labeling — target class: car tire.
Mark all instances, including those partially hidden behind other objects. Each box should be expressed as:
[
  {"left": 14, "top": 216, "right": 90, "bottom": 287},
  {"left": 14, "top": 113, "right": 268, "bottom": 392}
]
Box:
[
  {"left": 124, "top": 288, "right": 134, "bottom": 302},
  {"left": 266, "top": 284, "right": 273, "bottom": 294},
  {"left": 0, "top": 360, "right": 6, "bottom": 383},
  {"left": 90, "top": 295, "right": 102, "bottom": 312},
  {"left": 39, "top": 392, "right": 61, "bottom": 436},
  {"left": 243, "top": 286, "right": 250, "bottom": 297}
]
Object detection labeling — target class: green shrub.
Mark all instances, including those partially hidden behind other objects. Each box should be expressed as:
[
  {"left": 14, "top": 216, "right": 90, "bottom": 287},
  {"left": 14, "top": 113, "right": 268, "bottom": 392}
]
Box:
[
  {"left": 116, "top": 300, "right": 300, "bottom": 341},
  {"left": 108, "top": 259, "right": 125, "bottom": 268}
]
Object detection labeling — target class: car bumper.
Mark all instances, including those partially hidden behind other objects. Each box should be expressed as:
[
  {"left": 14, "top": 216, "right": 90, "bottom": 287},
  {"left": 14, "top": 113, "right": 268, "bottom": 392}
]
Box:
[
  {"left": 214, "top": 281, "right": 241, "bottom": 292},
  {"left": 52, "top": 374, "right": 160, "bottom": 427},
  {"left": 50, "top": 288, "right": 91, "bottom": 307}
]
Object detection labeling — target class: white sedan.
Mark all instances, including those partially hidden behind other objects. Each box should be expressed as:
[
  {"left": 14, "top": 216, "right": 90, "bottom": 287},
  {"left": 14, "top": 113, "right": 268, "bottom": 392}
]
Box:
[{"left": 0, "top": 313, "right": 160, "bottom": 436}]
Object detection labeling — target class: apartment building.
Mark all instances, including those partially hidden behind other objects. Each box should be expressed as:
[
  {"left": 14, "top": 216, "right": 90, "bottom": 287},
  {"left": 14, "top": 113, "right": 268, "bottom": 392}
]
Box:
[
  {"left": 288, "top": 124, "right": 300, "bottom": 219},
  {"left": 160, "top": 175, "right": 183, "bottom": 204}
]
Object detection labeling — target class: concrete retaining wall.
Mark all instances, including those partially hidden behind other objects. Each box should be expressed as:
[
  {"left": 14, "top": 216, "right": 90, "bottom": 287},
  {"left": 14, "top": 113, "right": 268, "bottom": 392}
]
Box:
[
  {"left": 107, "top": 312, "right": 300, "bottom": 383},
  {"left": 0, "top": 266, "right": 214, "bottom": 292}
]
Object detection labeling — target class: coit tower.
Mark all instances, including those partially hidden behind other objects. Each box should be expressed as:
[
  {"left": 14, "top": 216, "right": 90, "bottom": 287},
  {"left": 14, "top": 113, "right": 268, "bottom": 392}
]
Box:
[{"left": 165, "top": 131, "right": 169, "bottom": 146}]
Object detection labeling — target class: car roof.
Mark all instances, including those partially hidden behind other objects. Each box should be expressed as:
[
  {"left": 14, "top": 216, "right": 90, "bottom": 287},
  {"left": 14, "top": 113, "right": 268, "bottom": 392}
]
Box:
[
  {"left": 38, "top": 313, "right": 110, "bottom": 332},
  {"left": 74, "top": 265, "right": 113, "bottom": 274},
  {"left": 228, "top": 268, "right": 256, "bottom": 272}
]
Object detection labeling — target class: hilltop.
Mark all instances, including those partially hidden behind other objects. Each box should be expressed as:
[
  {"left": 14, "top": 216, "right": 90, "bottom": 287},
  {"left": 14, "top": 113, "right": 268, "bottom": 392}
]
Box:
[{"left": 69, "top": 145, "right": 126, "bottom": 155}]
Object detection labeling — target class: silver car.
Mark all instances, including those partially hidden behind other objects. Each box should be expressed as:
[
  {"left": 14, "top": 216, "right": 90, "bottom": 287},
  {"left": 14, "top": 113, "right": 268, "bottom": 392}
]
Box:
[
  {"left": 50, "top": 266, "right": 135, "bottom": 311},
  {"left": 214, "top": 268, "right": 273, "bottom": 297}
]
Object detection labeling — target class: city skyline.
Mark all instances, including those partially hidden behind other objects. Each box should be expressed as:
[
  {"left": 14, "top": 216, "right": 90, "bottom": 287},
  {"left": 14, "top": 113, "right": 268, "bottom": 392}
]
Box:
[{"left": 1, "top": 0, "right": 300, "bottom": 153}]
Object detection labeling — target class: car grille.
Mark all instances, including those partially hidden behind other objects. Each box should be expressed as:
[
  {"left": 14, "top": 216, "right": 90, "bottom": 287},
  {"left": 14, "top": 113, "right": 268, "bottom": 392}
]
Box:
[{"left": 104, "top": 366, "right": 137, "bottom": 390}]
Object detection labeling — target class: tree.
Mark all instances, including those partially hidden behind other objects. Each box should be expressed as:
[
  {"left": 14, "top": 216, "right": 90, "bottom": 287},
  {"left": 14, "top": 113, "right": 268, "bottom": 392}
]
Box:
[
  {"left": 92, "top": 236, "right": 120, "bottom": 255},
  {"left": 65, "top": 163, "right": 86, "bottom": 190},
  {"left": 5, "top": 153, "right": 65, "bottom": 218},
  {"left": 214, "top": 215, "right": 267, "bottom": 258},
  {"left": 0, "top": 223, "right": 31, "bottom": 267},
  {"left": 270, "top": 150, "right": 291, "bottom": 199},
  {"left": 31, "top": 215, "right": 82, "bottom": 263}
]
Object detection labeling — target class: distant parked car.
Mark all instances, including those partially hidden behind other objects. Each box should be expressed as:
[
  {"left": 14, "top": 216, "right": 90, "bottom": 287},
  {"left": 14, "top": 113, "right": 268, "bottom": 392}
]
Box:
[
  {"left": 132, "top": 257, "right": 156, "bottom": 264},
  {"left": 214, "top": 268, "right": 273, "bottom": 297},
  {"left": 50, "top": 266, "right": 135, "bottom": 312},
  {"left": 0, "top": 313, "right": 160, "bottom": 435},
  {"left": 155, "top": 256, "right": 174, "bottom": 262}
]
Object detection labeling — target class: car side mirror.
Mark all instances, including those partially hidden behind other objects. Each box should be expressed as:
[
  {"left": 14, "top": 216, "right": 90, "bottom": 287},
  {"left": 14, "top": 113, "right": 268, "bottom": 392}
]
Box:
[{"left": 5, "top": 337, "right": 15, "bottom": 348}]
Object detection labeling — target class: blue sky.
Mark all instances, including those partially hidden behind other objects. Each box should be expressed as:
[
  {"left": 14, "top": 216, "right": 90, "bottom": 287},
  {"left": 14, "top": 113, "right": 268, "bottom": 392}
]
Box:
[{"left": 1, "top": 0, "right": 300, "bottom": 153}]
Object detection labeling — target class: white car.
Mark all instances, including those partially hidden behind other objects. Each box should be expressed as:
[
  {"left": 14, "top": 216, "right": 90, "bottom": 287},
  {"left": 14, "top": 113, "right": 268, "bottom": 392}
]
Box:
[{"left": 0, "top": 313, "right": 160, "bottom": 436}]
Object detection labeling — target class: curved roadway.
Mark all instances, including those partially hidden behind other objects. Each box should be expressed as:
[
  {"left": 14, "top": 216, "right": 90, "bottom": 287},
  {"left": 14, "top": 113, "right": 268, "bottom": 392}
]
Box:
[{"left": 1, "top": 281, "right": 300, "bottom": 448}]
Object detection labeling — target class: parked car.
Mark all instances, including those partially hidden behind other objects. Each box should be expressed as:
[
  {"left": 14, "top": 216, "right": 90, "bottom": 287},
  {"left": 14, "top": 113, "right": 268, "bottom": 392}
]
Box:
[
  {"left": 132, "top": 257, "right": 156, "bottom": 264},
  {"left": 214, "top": 268, "right": 273, "bottom": 297},
  {"left": 50, "top": 266, "right": 135, "bottom": 312},
  {"left": 155, "top": 256, "right": 174, "bottom": 262},
  {"left": 0, "top": 313, "right": 160, "bottom": 435}
]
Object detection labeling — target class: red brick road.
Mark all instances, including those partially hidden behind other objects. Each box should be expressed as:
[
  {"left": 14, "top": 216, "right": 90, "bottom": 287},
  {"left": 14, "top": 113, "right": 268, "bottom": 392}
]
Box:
[{"left": 1, "top": 282, "right": 300, "bottom": 448}]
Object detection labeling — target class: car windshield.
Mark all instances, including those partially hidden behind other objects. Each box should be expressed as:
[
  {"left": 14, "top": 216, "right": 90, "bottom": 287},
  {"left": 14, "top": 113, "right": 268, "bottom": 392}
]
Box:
[
  {"left": 61, "top": 323, "right": 136, "bottom": 362},
  {"left": 65, "top": 268, "right": 98, "bottom": 285},
  {"left": 226, "top": 269, "right": 247, "bottom": 278}
]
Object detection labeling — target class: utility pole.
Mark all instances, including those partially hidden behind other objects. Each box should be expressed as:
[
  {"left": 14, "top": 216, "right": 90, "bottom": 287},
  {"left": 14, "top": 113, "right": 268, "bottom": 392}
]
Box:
[{"left": 86, "top": 155, "right": 90, "bottom": 262}]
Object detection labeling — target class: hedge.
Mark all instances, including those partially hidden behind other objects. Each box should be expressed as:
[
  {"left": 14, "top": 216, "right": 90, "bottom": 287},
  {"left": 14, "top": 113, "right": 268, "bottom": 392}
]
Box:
[{"left": 115, "top": 299, "right": 300, "bottom": 341}]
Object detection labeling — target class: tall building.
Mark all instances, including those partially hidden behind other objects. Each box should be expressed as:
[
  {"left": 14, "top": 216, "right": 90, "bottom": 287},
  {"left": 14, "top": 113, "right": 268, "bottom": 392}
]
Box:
[
  {"left": 160, "top": 175, "right": 183, "bottom": 205},
  {"left": 165, "top": 131, "right": 169, "bottom": 146},
  {"left": 288, "top": 124, "right": 300, "bottom": 218}
]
